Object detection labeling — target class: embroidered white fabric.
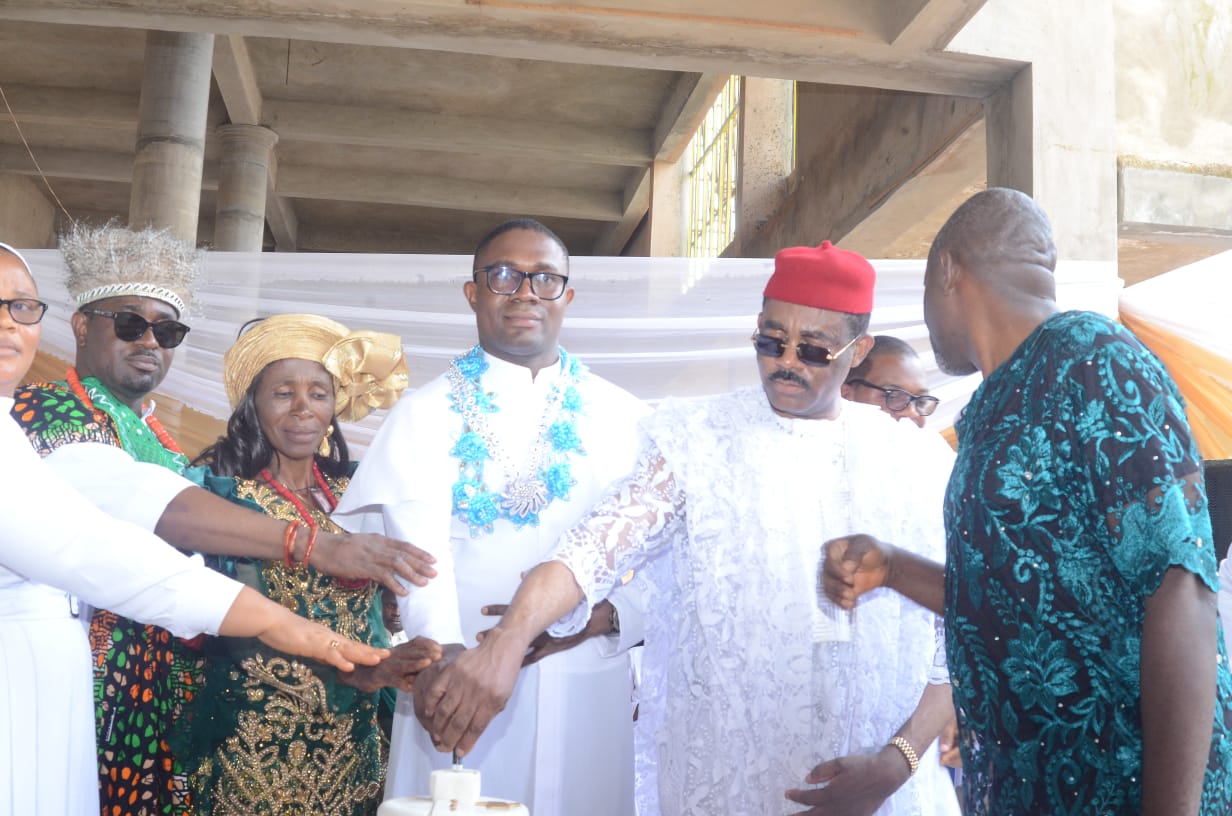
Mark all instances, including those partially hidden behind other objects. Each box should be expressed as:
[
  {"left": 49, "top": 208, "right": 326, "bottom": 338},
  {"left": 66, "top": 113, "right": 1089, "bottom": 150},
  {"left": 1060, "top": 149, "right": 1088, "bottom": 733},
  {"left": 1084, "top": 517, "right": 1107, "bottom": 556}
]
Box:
[{"left": 549, "top": 388, "right": 960, "bottom": 816}]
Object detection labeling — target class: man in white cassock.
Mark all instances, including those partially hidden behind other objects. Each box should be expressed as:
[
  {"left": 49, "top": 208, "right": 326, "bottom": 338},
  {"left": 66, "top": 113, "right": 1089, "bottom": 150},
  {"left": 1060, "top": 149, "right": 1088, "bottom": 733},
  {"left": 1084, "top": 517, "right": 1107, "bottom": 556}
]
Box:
[
  {"left": 420, "top": 241, "right": 962, "bottom": 816},
  {"left": 333, "top": 218, "right": 647, "bottom": 814}
]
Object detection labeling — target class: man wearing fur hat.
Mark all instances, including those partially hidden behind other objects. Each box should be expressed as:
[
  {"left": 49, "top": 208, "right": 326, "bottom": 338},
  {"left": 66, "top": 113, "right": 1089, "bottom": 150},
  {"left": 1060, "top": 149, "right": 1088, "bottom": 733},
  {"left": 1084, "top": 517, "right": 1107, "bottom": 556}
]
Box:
[
  {"left": 419, "top": 241, "right": 960, "bottom": 816},
  {"left": 11, "top": 223, "right": 437, "bottom": 816}
]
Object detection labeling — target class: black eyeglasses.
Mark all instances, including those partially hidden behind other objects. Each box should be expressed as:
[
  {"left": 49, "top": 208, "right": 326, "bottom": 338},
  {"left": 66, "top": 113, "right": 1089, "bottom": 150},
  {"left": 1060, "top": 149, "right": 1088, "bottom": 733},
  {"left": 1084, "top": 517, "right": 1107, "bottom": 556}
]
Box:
[
  {"left": 750, "top": 332, "right": 859, "bottom": 367},
  {"left": 846, "top": 378, "right": 940, "bottom": 416},
  {"left": 473, "top": 264, "right": 570, "bottom": 301},
  {"left": 0, "top": 297, "right": 48, "bottom": 325},
  {"left": 81, "top": 308, "right": 191, "bottom": 349}
]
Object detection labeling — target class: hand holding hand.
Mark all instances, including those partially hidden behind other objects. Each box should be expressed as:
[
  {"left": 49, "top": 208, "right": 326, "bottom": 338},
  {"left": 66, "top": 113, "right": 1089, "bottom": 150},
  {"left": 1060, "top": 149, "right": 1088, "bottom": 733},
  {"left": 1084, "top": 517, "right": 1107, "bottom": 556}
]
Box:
[
  {"left": 821, "top": 534, "right": 895, "bottom": 610},
  {"left": 417, "top": 631, "right": 527, "bottom": 756},
  {"left": 311, "top": 532, "right": 437, "bottom": 596},
  {"left": 785, "top": 747, "right": 911, "bottom": 816},
  {"left": 939, "top": 717, "right": 962, "bottom": 769},
  {"left": 340, "top": 636, "right": 443, "bottom": 692},
  {"left": 478, "top": 600, "right": 614, "bottom": 667}
]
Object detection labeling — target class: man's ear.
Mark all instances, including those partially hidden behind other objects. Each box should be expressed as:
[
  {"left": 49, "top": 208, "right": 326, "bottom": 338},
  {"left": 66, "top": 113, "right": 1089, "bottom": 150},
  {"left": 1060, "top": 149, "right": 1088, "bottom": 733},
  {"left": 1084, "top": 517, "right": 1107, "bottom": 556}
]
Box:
[
  {"left": 936, "top": 249, "right": 964, "bottom": 295},
  {"left": 462, "top": 280, "right": 479, "bottom": 314},
  {"left": 70, "top": 310, "right": 89, "bottom": 348},
  {"left": 848, "top": 334, "right": 875, "bottom": 369}
]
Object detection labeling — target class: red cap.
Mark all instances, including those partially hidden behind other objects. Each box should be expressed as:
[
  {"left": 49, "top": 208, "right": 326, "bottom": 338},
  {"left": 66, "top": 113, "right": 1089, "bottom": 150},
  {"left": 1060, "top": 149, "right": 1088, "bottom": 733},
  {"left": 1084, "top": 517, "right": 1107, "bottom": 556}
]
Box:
[{"left": 764, "top": 240, "right": 875, "bottom": 313}]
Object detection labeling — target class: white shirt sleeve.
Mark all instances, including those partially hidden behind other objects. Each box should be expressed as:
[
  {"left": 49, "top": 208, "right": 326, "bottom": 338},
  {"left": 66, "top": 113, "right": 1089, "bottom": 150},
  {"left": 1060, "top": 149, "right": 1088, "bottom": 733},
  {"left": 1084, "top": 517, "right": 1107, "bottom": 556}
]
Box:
[
  {"left": 1220, "top": 556, "right": 1232, "bottom": 658},
  {"left": 1, "top": 413, "right": 240, "bottom": 637},
  {"left": 43, "top": 441, "right": 194, "bottom": 530}
]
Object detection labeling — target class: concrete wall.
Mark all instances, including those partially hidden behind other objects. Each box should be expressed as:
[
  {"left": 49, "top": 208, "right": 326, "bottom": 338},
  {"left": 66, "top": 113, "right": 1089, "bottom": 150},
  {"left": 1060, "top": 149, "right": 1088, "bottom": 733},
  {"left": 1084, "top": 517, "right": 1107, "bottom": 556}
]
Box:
[{"left": 0, "top": 173, "right": 56, "bottom": 248}]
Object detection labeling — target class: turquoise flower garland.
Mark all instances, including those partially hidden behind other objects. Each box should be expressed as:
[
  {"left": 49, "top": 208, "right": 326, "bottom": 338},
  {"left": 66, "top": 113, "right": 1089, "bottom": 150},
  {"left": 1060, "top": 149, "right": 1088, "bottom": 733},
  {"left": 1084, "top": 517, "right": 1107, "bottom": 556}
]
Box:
[{"left": 448, "top": 345, "right": 587, "bottom": 536}]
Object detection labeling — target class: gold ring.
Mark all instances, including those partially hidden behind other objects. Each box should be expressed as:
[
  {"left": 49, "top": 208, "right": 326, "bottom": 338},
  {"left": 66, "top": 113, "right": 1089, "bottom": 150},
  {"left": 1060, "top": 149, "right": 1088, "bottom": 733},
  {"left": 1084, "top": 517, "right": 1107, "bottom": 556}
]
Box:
[{"left": 328, "top": 639, "right": 340, "bottom": 649}]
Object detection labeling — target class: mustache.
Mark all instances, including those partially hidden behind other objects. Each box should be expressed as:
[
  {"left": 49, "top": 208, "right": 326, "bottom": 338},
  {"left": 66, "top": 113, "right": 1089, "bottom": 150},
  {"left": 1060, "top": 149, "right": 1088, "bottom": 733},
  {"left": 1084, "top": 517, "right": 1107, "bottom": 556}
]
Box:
[{"left": 769, "top": 369, "right": 808, "bottom": 388}]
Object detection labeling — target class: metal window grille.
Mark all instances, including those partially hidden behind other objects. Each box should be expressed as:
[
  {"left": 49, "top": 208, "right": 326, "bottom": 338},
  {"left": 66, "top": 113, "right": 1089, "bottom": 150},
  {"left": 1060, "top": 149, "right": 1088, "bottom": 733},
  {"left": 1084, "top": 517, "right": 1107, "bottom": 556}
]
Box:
[{"left": 685, "top": 76, "right": 740, "bottom": 258}]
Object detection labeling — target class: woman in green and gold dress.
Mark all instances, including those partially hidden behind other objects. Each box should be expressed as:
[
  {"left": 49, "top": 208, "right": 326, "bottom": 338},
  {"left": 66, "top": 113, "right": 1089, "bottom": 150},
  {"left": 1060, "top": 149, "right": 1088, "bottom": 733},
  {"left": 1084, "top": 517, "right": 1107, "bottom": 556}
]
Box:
[{"left": 184, "top": 314, "right": 441, "bottom": 816}]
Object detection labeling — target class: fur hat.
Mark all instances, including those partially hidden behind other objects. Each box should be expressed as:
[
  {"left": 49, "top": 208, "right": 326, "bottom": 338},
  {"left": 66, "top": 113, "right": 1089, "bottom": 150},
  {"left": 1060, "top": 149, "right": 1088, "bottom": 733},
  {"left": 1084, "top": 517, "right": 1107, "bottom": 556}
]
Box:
[{"left": 59, "top": 223, "right": 200, "bottom": 316}]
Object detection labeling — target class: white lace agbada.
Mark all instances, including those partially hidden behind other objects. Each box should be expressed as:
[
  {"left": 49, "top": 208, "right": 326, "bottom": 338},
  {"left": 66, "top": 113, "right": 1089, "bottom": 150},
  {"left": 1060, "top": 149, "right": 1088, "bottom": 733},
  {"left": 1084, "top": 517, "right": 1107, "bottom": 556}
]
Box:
[{"left": 549, "top": 388, "right": 960, "bottom": 816}]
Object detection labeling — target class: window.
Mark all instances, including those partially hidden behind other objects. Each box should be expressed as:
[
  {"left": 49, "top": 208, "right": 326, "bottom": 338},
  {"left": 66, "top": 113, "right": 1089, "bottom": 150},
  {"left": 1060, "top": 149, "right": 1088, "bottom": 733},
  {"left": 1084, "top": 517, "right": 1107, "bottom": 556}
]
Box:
[{"left": 684, "top": 76, "right": 740, "bottom": 258}]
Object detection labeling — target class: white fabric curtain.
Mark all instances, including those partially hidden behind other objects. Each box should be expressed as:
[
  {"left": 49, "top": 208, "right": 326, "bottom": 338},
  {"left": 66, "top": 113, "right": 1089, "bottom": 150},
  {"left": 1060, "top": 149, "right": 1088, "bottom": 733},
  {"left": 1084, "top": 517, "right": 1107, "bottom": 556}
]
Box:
[{"left": 21, "top": 250, "right": 1122, "bottom": 454}]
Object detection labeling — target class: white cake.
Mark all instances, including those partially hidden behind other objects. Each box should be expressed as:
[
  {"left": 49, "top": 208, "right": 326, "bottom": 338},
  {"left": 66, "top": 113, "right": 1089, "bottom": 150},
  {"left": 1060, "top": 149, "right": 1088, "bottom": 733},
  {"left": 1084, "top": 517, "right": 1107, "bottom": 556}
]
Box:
[{"left": 377, "top": 768, "right": 529, "bottom": 815}]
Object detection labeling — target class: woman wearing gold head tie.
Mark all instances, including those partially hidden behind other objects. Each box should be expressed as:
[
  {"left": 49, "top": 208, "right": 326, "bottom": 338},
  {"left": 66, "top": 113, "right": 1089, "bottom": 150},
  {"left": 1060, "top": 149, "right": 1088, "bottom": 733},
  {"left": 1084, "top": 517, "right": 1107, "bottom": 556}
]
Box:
[{"left": 184, "top": 315, "right": 442, "bottom": 816}]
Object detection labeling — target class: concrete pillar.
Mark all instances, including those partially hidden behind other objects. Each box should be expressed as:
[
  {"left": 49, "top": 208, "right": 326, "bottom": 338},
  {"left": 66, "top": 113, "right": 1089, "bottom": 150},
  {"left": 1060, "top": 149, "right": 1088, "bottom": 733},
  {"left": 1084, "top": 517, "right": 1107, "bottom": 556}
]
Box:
[
  {"left": 0, "top": 174, "right": 56, "bottom": 247},
  {"left": 732, "top": 77, "right": 794, "bottom": 255},
  {"left": 128, "top": 30, "right": 214, "bottom": 244},
  {"left": 213, "top": 124, "right": 278, "bottom": 251},
  {"left": 953, "top": 0, "right": 1118, "bottom": 262},
  {"left": 649, "top": 158, "right": 684, "bottom": 256}
]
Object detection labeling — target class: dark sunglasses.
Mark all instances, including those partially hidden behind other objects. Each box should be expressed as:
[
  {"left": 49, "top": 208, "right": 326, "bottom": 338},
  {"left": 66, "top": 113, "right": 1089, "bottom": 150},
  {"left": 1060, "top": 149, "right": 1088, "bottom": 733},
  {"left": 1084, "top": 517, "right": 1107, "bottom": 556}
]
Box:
[
  {"left": 82, "top": 308, "right": 191, "bottom": 349},
  {"left": 846, "top": 378, "right": 940, "bottom": 416},
  {"left": 750, "top": 331, "right": 859, "bottom": 367}
]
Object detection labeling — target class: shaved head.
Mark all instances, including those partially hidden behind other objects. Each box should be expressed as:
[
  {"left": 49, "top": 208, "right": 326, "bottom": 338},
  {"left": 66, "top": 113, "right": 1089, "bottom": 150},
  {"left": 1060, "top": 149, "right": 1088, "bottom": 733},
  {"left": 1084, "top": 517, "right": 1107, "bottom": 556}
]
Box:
[{"left": 928, "top": 188, "right": 1058, "bottom": 295}]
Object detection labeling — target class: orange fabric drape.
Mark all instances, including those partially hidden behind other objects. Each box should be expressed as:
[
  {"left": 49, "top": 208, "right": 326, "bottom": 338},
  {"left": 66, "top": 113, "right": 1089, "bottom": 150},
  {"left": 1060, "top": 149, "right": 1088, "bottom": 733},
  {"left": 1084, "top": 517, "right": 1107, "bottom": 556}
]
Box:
[{"left": 1119, "top": 310, "right": 1232, "bottom": 460}]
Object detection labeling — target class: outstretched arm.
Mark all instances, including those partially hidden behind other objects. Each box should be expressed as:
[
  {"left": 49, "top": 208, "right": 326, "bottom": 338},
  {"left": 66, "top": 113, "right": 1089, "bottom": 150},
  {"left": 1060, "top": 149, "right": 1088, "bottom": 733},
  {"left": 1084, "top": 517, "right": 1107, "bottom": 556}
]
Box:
[
  {"left": 42, "top": 442, "right": 437, "bottom": 596},
  {"left": 786, "top": 682, "right": 955, "bottom": 815},
  {"left": 821, "top": 534, "right": 945, "bottom": 616},
  {"left": 220, "top": 585, "right": 388, "bottom": 673}
]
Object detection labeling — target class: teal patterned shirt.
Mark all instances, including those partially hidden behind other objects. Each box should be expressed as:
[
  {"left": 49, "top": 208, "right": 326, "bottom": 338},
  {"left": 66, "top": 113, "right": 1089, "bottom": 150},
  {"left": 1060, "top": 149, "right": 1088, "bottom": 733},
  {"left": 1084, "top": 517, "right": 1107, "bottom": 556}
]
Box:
[{"left": 945, "top": 311, "right": 1232, "bottom": 815}]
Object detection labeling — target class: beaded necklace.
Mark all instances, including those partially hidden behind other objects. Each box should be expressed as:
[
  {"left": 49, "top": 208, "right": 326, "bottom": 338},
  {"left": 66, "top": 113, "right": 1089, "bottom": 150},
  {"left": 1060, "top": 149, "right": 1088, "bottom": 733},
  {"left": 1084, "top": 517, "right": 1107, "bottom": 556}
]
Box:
[
  {"left": 65, "top": 366, "right": 187, "bottom": 464},
  {"left": 447, "top": 345, "right": 587, "bottom": 537},
  {"left": 259, "top": 462, "right": 339, "bottom": 520}
]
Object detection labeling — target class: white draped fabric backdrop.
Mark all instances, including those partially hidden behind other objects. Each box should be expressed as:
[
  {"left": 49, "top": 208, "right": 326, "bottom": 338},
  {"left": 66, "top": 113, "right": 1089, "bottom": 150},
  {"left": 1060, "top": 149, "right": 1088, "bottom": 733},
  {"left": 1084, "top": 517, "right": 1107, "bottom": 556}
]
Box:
[{"left": 21, "top": 250, "right": 1122, "bottom": 455}]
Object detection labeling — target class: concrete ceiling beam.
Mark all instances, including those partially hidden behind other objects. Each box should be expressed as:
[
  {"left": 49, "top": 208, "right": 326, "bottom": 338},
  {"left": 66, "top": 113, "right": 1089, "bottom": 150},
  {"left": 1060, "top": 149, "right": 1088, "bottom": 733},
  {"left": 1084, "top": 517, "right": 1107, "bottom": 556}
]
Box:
[
  {"left": 276, "top": 164, "right": 623, "bottom": 222},
  {"left": 211, "top": 33, "right": 262, "bottom": 125},
  {"left": 0, "top": 143, "right": 220, "bottom": 188},
  {"left": 0, "top": 1, "right": 1013, "bottom": 98},
  {"left": 890, "top": 0, "right": 986, "bottom": 51},
  {"left": 0, "top": 84, "right": 137, "bottom": 132},
  {"left": 593, "top": 168, "right": 651, "bottom": 256},
  {"left": 653, "top": 73, "right": 729, "bottom": 163},
  {"left": 263, "top": 100, "right": 651, "bottom": 167}
]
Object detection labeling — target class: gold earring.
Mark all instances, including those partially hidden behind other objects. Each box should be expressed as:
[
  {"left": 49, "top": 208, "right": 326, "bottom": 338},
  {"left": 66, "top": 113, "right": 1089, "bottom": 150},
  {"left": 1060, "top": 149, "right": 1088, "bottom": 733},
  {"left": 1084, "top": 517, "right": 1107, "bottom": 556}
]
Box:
[{"left": 318, "top": 425, "right": 334, "bottom": 457}]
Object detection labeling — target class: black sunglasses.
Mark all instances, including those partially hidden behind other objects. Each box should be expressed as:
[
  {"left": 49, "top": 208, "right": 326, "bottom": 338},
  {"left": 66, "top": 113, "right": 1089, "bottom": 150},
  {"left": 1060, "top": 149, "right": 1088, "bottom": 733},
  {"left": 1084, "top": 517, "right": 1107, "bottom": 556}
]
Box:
[
  {"left": 473, "top": 264, "right": 570, "bottom": 301},
  {"left": 847, "top": 378, "right": 940, "bottom": 416},
  {"left": 82, "top": 308, "right": 191, "bottom": 349},
  {"left": 750, "top": 332, "right": 859, "bottom": 367}
]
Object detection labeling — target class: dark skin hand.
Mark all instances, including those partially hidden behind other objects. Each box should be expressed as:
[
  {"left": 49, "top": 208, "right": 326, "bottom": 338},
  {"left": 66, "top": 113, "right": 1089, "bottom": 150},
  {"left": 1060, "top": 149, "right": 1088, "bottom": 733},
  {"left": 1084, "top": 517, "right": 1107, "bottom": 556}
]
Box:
[
  {"left": 477, "top": 599, "right": 616, "bottom": 667},
  {"left": 785, "top": 747, "right": 911, "bottom": 816},
  {"left": 413, "top": 643, "right": 468, "bottom": 747},
  {"left": 338, "top": 636, "right": 443, "bottom": 693},
  {"left": 821, "top": 533, "right": 945, "bottom": 617}
]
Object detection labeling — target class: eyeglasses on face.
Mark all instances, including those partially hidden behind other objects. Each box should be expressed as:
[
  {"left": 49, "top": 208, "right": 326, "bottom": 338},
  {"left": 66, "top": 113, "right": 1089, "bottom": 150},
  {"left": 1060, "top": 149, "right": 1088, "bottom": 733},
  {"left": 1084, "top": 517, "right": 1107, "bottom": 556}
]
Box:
[
  {"left": 750, "top": 331, "right": 859, "bottom": 368},
  {"left": 81, "top": 308, "right": 191, "bottom": 349},
  {"left": 473, "top": 264, "right": 570, "bottom": 301},
  {"left": 0, "top": 297, "right": 48, "bottom": 325},
  {"left": 846, "top": 378, "right": 940, "bottom": 416}
]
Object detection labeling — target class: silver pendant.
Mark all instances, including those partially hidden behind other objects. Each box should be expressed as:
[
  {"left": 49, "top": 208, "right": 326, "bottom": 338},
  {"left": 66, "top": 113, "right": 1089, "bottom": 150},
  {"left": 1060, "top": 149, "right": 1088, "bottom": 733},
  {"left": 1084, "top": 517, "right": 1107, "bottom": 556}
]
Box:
[{"left": 503, "top": 475, "right": 549, "bottom": 518}]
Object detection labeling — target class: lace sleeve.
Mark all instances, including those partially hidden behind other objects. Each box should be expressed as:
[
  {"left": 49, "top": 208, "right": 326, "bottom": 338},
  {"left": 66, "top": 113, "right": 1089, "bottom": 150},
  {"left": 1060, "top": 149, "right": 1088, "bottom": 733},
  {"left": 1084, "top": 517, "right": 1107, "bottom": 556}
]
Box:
[{"left": 547, "top": 440, "right": 686, "bottom": 637}]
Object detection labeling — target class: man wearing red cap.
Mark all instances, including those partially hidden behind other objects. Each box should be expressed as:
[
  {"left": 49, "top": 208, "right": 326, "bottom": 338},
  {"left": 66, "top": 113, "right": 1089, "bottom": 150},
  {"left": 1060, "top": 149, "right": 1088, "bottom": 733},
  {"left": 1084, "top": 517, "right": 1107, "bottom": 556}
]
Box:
[{"left": 417, "top": 241, "right": 960, "bottom": 816}]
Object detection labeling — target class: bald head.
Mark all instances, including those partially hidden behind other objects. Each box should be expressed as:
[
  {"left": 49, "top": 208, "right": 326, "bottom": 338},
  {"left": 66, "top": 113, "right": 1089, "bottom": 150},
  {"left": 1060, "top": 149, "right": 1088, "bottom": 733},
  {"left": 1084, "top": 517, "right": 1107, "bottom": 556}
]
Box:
[{"left": 928, "top": 188, "right": 1058, "bottom": 296}]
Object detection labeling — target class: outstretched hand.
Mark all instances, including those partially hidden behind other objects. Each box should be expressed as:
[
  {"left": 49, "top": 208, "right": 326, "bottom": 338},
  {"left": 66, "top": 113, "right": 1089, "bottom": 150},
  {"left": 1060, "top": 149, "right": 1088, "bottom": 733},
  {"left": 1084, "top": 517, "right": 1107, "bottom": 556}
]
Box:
[
  {"left": 821, "top": 534, "right": 894, "bottom": 610},
  {"left": 785, "top": 748, "right": 910, "bottom": 816},
  {"left": 340, "top": 636, "right": 443, "bottom": 692},
  {"left": 255, "top": 612, "right": 389, "bottom": 673},
  {"left": 312, "top": 531, "right": 437, "bottom": 596}
]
